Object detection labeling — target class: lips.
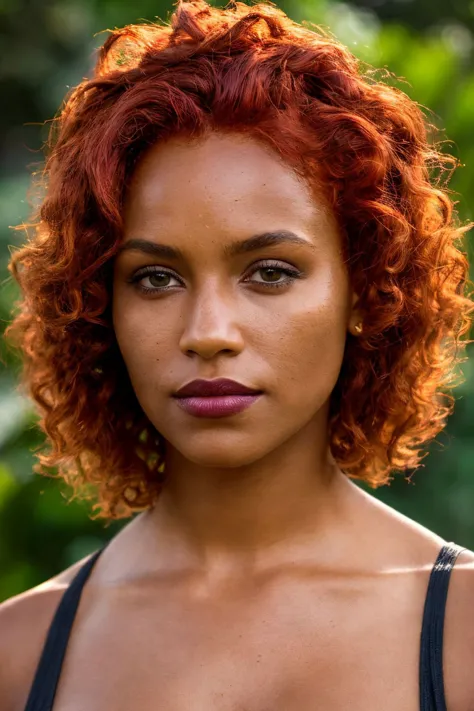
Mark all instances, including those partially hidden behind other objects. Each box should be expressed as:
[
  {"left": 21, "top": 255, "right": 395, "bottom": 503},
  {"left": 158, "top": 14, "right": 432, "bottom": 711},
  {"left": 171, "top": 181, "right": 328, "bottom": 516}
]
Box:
[{"left": 173, "top": 378, "right": 262, "bottom": 398}]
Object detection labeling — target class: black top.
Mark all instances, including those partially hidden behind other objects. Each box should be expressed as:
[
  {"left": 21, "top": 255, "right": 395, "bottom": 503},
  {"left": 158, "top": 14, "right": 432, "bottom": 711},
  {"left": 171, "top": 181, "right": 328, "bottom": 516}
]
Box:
[{"left": 22, "top": 541, "right": 465, "bottom": 711}]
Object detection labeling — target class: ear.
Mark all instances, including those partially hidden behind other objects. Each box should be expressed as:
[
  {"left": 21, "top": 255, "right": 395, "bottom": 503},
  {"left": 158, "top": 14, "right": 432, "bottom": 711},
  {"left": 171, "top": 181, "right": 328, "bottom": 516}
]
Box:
[{"left": 348, "top": 290, "right": 363, "bottom": 336}]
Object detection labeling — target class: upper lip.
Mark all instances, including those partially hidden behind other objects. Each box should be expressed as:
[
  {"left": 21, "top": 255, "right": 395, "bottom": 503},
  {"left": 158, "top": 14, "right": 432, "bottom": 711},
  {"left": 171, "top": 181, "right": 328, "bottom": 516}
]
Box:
[{"left": 173, "top": 378, "right": 262, "bottom": 398}]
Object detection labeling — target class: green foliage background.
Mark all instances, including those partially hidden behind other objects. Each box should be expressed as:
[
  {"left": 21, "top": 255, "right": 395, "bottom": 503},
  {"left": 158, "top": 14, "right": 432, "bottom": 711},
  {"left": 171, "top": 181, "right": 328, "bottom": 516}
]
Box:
[{"left": 1, "top": 0, "right": 473, "bottom": 602}]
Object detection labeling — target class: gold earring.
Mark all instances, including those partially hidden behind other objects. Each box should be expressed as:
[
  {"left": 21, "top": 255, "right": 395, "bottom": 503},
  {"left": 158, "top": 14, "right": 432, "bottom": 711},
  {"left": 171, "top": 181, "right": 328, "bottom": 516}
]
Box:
[{"left": 354, "top": 322, "right": 363, "bottom": 334}]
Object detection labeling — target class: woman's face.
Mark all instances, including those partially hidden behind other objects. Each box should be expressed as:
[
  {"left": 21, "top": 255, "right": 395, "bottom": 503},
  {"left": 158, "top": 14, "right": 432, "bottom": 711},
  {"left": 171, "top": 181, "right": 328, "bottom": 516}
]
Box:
[{"left": 112, "top": 131, "right": 358, "bottom": 469}]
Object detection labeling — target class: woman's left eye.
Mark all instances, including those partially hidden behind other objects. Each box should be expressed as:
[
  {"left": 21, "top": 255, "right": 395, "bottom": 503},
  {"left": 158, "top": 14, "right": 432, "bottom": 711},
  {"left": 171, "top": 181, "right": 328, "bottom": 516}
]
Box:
[
  {"left": 245, "top": 263, "right": 302, "bottom": 289},
  {"left": 128, "top": 261, "right": 302, "bottom": 294}
]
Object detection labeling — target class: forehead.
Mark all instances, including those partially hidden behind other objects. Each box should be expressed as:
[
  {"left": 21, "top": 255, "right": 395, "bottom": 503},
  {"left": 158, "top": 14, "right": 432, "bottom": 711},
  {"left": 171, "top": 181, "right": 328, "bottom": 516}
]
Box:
[{"left": 123, "top": 132, "right": 332, "bottom": 237}]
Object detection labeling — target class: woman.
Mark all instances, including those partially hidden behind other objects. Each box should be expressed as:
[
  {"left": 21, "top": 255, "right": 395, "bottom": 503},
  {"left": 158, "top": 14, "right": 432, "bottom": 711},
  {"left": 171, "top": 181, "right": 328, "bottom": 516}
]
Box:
[{"left": 1, "top": 1, "right": 473, "bottom": 709}]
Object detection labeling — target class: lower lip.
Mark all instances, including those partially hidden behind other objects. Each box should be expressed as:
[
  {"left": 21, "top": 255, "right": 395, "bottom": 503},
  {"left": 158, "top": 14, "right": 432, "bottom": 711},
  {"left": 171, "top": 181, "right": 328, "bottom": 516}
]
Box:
[{"left": 173, "top": 394, "right": 262, "bottom": 418}]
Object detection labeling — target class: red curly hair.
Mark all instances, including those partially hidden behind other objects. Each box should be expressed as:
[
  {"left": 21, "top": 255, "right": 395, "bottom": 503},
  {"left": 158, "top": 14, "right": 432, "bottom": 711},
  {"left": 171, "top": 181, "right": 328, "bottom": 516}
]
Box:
[{"left": 5, "top": 0, "right": 474, "bottom": 519}]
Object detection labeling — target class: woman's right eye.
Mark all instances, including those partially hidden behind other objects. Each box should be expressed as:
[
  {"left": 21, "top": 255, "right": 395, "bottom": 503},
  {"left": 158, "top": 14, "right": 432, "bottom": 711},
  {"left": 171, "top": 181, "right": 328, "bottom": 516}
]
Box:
[{"left": 128, "top": 268, "right": 181, "bottom": 294}]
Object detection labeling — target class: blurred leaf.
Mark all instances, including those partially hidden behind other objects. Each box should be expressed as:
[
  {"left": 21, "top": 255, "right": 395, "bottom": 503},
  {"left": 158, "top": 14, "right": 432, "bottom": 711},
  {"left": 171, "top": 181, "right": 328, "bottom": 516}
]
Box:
[
  {"left": 0, "top": 461, "right": 19, "bottom": 508},
  {"left": 0, "top": 383, "right": 32, "bottom": 450}
]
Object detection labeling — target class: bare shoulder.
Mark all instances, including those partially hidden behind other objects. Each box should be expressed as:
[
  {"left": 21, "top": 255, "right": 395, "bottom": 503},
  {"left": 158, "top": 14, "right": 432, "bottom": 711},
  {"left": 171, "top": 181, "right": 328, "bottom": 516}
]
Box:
[
  {"left": 348, "top": 479, "right": 474, "bottom": 709},
  {"left": 443, "top": 546, "right": 474, "bottom": 711},
  {"left": 0, "top": 554, "right": 97, "bottom": 711}
]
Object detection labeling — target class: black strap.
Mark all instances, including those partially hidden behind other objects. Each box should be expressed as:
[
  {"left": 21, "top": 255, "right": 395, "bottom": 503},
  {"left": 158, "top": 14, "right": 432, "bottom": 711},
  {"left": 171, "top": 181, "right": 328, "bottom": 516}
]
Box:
[
  {"left": 419, "top": 541, "right": 466, "bottom": 711},
  {"left": 23, "top": 546, "right": 106, "bottom": 711}
]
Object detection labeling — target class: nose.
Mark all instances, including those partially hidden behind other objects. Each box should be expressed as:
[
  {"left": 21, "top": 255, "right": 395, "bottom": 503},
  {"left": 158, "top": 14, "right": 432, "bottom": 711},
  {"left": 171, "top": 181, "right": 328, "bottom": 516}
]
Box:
[{"left": 178, "top": 281, "right": 245, "bottom": 359}]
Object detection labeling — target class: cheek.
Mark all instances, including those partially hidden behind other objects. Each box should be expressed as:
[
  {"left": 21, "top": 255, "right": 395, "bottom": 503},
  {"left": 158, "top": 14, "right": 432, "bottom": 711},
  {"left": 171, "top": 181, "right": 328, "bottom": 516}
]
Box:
[
  {"left": 266, "top": 310, "right": 346, "bottom": 378},
  {"left": 259, "top": 279, "right": 349, "bottom": 407},
  {"left": 112, "top": 292, "right": 174, "bottom": 391}
]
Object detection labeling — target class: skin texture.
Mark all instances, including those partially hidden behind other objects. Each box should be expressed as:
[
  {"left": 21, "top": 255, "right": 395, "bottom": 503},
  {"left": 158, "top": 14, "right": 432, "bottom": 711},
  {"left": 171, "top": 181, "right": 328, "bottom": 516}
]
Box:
[{"left": 1, "top": 131, "right": 474, "bottom": 711}]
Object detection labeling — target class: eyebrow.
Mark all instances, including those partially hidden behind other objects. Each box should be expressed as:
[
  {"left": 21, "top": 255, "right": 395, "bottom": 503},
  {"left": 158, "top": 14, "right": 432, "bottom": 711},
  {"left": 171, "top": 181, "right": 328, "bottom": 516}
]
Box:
[{"left": 115, "top": 230, "right": 316, "bottom": 260}]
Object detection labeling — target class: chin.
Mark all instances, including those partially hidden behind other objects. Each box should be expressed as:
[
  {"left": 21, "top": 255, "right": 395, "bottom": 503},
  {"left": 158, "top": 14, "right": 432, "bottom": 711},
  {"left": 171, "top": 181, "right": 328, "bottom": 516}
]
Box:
[{"left": 165, "top": 433, "right": 273, "bottom": 469}]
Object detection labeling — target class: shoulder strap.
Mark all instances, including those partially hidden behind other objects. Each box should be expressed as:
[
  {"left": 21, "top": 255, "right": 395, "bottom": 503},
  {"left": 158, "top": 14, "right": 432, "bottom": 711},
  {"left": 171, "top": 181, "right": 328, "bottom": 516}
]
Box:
[
  {"left": 23, "top": 546, "right": 106, "bottom": 711},
  {"left": 419, "top": 541, "right": 466, "bottom": 711}
]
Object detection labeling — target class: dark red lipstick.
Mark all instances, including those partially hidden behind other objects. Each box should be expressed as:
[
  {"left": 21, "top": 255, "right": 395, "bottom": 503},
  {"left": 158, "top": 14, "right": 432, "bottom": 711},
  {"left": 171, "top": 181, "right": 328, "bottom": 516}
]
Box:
[{"left": 173, "top": 378, "right": 263, "bottom": 418}]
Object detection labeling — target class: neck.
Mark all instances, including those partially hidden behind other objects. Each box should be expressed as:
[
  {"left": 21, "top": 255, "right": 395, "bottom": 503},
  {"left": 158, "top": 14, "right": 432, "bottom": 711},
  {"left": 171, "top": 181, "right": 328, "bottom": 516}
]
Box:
[{"left": 142, "top": 422, "right": 356, "bottom": 573}]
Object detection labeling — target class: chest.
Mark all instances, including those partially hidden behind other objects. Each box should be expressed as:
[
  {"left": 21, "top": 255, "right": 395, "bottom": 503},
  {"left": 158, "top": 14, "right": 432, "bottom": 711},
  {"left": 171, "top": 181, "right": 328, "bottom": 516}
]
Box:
[{"left": 51, "top": 574, "right": 424, "bottom": 711}]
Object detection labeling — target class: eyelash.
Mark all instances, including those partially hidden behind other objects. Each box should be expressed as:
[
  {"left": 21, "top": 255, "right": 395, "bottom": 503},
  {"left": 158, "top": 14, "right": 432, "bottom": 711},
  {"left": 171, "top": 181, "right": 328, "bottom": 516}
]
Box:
[{"left": 128, "top": 260, "right": 302, "bottom": 295}]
